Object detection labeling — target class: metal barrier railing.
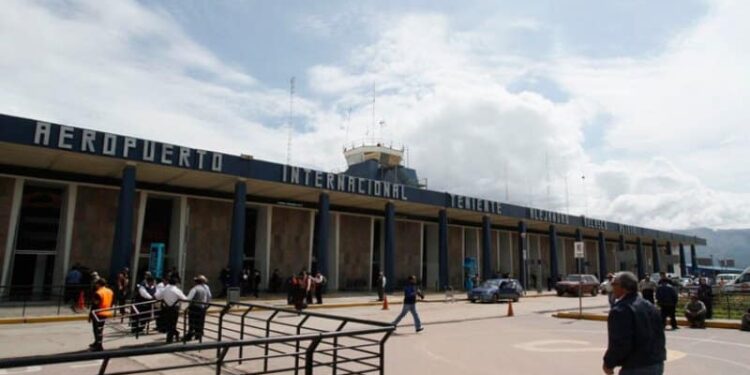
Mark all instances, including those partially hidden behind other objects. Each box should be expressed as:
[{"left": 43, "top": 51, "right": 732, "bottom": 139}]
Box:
[
  {"left": 0, "top": 327, "right": 393, "bottom": 375},
  {"left": 15, "top": 299, "right": 395, "bottom": 374}
]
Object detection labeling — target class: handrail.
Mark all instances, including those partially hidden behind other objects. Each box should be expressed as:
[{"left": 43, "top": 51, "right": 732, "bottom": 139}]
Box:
[{"left": 0, "top": 327, "right": 393, "bottom": 370}]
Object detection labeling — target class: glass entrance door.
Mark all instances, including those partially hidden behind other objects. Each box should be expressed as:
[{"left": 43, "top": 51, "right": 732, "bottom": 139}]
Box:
[{"left": 10, "top": 185, "right": 63, "bottom": 299}]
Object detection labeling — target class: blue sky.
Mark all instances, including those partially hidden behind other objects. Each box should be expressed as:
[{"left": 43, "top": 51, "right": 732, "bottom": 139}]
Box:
[{"left": 2, "top": 0, "right": 749, "bottom": 229}]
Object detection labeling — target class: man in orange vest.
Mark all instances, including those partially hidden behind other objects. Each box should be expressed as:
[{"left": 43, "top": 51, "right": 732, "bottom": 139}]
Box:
[{"left": 89, "top": 278, "right": 114, "bottom": 351}]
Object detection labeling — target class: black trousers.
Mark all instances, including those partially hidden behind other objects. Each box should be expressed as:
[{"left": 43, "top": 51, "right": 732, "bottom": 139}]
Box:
[
  {"left": 186, "top": 305, "right": 207, "bottom": 341},
  {"left": 660, "top": 304, "right": 677, "bottom": 329},
  {"left": 642, "top": 289, "right": 655, "bottom": 304},
  {"left": 701, "top": 298, "right": 713, "bottom": 319},
  {"left": 91, "top": 317, "right": 105, "bottom": 345},
  {"left": 129, "top": 303, "right": 151, "bottom": 334},
  {"left": 161, "top": 305, "right": 180, "bottom": 342},
  {"left": 377, "top": 288, "right": 385, "bottom": 301},
  {"left": 315, "top": 288, "right": 323, "bottom": 304}
]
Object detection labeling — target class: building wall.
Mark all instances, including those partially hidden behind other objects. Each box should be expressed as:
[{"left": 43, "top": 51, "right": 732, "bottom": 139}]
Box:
[
  {"left": 69, "top": 186, "right": 119, "bottom": 278},
  {"left": 394, "top": 220, "right": 421, "bottom": 287},
  {"left": 447, "top": 226, "right": 463, "bottom": 289},
  {"left": 270, "top": 207, "right": 311, "bottom": 278},
  {"left": 184, "top": 198, "right": 231, "bottom": 288},
  {"left": 497, "top": 231, "right": 512, "bottom": 276},
  {"left": 338, "top": 214, "right": 371, "bottom": 291},
  {"left": 0, "top": 177, "right": 15, "bottom": 283}
]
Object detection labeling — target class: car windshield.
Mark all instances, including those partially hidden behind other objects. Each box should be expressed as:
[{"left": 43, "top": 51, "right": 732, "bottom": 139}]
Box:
[
  {"left": 480, "top": 280, "right": 501, "bottom": 288},
  {"left": 565, "top": 275, "right": 582, "bottom": 282}
]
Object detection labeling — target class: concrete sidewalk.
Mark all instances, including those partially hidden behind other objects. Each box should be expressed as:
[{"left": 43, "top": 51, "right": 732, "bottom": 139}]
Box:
[{"left": 0, "top": 290, "right": 557, "bottom": 324}]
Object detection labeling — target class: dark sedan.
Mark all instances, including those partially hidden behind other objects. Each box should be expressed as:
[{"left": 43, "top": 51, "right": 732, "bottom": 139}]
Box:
[
  {"left": 468, "top": 278, "right": 523, "bottom": 303},
  {"left": 555, "top": 274, "right": 600, "bottom": 296}
]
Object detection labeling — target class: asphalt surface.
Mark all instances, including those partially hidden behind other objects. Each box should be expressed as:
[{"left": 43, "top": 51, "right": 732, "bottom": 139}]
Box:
[{"left": 0, "top": 295, "right": 748, "bottom": 374}]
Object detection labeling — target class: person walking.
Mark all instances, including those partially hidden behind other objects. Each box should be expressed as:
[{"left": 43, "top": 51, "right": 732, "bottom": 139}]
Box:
[
  {"left": 64, "top": 265, "right": 82, "bottom": 308},
  {"left": 292, "top": 271, "right": 308, "bottom": 311},
  {"left": 116, "top": 267, "right": 130, "bottom": 315},
  {"left": 155, "top": 276, "right": 188, "bottom": 343},
  {"left": 184, "top": 275, "right": 211, "bottom": 342},
  {"left": 391, "top": 275, "right": 425, "bottom": 333},
  {"left": 88, "top": 278, "right": 114, "bottom": 352},
  {"left": 603, "top": 271, "right": 666, "bottom": 375},
  {"left": 313, "top": 271, "right": 326, "bottom": 304},
  {"left": 697, "top": 278, "right": 713, "bottom": 319},
  {"left": 130, "top": 272, "right": 156, "bottom": 334},
  {"left": 376, "top": 272, "right": 387, "bottom": 301},
  {"left": 655, "top": 276, "right": 679, "bottom": 331},
  {"left": 270, "top": 269, "right": 282, "bottom": 293},
  {"left": 251, "top": 269, "right": 261, "bottom": 298},
  {"left": 639, "top": 274, "right": 657, "bottom": 304}
]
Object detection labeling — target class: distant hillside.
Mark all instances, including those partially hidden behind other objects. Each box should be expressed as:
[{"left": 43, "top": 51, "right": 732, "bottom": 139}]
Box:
[{"left": 677, "top": 228, "right": 750, "bottom": 270}]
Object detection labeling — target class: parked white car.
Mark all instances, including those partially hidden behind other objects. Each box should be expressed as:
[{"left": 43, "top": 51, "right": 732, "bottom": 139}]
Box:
[{"left": 721, "top": 267, "right": 750, "bottom": 294}]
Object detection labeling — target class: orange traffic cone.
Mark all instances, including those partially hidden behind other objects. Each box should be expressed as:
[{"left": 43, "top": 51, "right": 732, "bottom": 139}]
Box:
[
  {"left": 382, "top": 295, "right": 389, "bottom": 310},
  {"left": 76, "top": 291, "right": 85, "bottom": 310},
  {"left": 506, "top": 300, "right": 514, "bottom": 317}
]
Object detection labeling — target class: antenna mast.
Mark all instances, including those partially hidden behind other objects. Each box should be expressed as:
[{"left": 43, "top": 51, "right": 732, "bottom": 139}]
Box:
[
  {"left": 286, "top": 77, "right": 295, "bottom": 165},
  {"left": 545, "top": 152, "right": 551, "bottom": 209},
  {"left": 371, "top": 82, "right": 376, "bottom": 143}
]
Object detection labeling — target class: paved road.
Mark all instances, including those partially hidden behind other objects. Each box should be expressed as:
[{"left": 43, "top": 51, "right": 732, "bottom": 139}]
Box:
[{"left": 1, "top": 295, "right": 748, "bottom": 374}]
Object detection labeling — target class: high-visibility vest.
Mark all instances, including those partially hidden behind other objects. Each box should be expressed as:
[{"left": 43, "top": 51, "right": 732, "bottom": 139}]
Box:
[{"left": 95, "top": 287, "right": 114, "bottom": 318}]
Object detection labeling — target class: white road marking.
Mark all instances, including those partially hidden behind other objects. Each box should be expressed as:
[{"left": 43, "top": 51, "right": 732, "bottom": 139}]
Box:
[
  {"left": 0, "top": 367, "right": 42, "bottom": 374},
  {"left": 513, "top": 339, "right": 687, "bottom": 363},
  {"left": 513, "top": 339, "right": 604, "bottom": 353},
  {"left": 70, "top": 360, "right": 102, "bottom": 368}
]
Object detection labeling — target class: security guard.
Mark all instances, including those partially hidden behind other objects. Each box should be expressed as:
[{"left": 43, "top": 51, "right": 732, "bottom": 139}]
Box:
[{"left": 89, "top": 278, "right": 114, "bottom": 351}]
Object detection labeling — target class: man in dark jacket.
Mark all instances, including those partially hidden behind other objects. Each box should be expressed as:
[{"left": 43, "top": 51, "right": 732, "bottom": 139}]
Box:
[
  {"left": 697, "top": 278, "right": 713, "bottom": 319},
  {"left": 603, "top": 271, "right": 666, "bottom": 375},
  {"left": 656, "top": 276, "right": 679, "bottom": 330}
]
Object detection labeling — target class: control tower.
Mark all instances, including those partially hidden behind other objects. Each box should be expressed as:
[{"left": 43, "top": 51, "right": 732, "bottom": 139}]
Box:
[{"left": 342, "top": 142, "right": 423, "bottom": 188}]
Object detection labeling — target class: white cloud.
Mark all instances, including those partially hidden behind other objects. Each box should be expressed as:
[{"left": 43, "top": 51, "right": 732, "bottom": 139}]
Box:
[{"left": 2, "top": 0, "right": 749, "bottom": 231}]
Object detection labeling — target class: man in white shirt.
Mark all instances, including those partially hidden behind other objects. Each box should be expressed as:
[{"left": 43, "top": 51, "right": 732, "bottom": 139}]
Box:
[{"left": 154, "top": 277, "right": 187, "bottom": 343}]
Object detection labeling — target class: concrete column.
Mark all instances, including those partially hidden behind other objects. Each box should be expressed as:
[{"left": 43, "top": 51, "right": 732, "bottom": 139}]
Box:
[
  {"left": 315, "top": 193, "right": 330, "bottom": 277},
  {"left": 438, "top": 210, "right": 448, "bottom": 290},
  {"left": 690, "top": 244, "right": 697, "bottom": 275},
  {"left": 575, "top": 229, "right": 583, "bottom": 274},
  {"left": 665, "top": 241, "right": 674, "bottom": 273},
  {"left": 598, "top": 232, "right": 607, "bottom": 279},
  {"left": 1, "top": 178, "right": 24, "bottom": 289},
  {"left": 383, "top": 202, "right": 396, "bottom": 292},
  {"left": 548, "top": 225, "right": 559, "bottom": 281},
  {"left": 228, "top": 180, "right": 247, "bottom": 287},
  {"left": 679, "top": 243, "right": 687, "bottom": 276},
  {"left": 636, "top": 238, "right": 645, "bottom": 279},
  {"left": 110, "top": 165, "right": 136, "bottom": 280},
  {"left": 518, "top": 221, "right": 527, "bottom": 289},
  {"left": 481, "top": 216, "right": 492, "bottom": 280},
  {"left": 651, "top": 239, "right": 661, "bottom": 274}
]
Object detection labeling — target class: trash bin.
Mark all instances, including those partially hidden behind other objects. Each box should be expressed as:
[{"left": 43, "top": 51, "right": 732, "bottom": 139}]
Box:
[{"left": 227, "top": 287, "right": 241, "bottom": 303}]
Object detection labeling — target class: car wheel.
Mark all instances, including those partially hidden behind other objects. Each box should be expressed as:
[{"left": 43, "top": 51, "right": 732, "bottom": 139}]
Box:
[
  {"left": 556, "top": 290, "right": 564, "bottom": 296},
  {"left": 513, "top": 296, "right": 519, "bottom": 303},
  {"left": 470, "top": 298, "right": 476, "bottom": 303},
  {"left": 493, "top": 294, "right": 499, "bottom": 303},
  {"left": 591, "top": 288, "right": 598, "bottom": 297}
]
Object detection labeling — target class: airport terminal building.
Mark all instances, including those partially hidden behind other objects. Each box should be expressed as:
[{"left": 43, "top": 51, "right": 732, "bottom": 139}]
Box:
[{"left": 0, "top": 113, "right": 707, "bottom": 295}]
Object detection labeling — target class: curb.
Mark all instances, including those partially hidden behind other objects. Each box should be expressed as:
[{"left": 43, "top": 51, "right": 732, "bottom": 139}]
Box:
[{"left": 552, "top": 311, "right": 742, "bottom": 330}]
